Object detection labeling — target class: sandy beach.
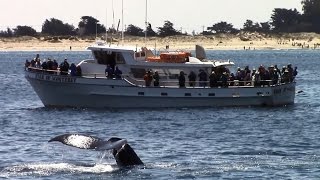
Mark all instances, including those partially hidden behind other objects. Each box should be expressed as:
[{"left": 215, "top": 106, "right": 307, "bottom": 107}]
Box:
[{"left": 0, "top": 33, "right": 319, "bottom": 51}]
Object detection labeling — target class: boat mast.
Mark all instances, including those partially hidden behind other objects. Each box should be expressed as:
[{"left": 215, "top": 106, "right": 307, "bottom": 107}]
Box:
[
  {"left": 144, "top": 0, "right": 148, "bottom": 47},
  {"left": 121, "top": 0, "right": 124, "bottom": 45}
]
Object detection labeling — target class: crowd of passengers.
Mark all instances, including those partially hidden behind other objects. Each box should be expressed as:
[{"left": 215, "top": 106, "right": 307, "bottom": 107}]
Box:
[
  {"left": 144, "top": 64, "right": 297, "bottom": 88},
  {"left": 105, "top": 64, "right": 123, "bottom": 79},
  {"left": 25, "top": 54, "right": 82, "bottom": 76}
]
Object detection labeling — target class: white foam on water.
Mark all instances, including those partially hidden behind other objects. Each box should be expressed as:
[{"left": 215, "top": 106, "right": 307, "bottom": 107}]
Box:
[{"left": 0, "top": 162, "right": 116, "bottom": 177}]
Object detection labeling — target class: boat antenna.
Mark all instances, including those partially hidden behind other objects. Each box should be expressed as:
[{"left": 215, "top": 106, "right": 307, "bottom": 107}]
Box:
[
  {"left": 105, "top": 8, "right": 108, "bottom": 43},
  {"left": 121, "top": 0, "right": 124, "bottom": 45},
  {"left": 144, "top": 0, "right": 148, "bottom": 47},
  {"left": 95, "top": 22, "right": 97, "bottom": 40},
  {"left": 112, "top": 0, "right": 115, "bottom": 30}
]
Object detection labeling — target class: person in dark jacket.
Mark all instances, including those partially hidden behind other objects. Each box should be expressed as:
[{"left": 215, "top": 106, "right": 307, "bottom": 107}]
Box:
[
  {"left": 188, "top": 71, "right": 196, "bottom": 87},
  {"left": 114, "top": 66, "right": 123, "bottom": 79},
  {"left": 198, "top": 70, "right": 208, "bottom": 87},
  {"left": 153, "top": 71, "right": 160, "bottom": 87},
  {"left": 179, "top": 71, "right": 186, "bottom": 88}
]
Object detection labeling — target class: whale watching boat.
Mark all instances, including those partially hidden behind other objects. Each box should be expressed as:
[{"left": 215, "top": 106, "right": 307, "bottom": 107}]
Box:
[{"left": 24, "top": 43, "right": 296, "bottom": 108}]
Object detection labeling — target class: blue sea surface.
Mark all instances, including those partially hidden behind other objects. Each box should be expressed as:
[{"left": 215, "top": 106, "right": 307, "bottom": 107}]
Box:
[{"left": 0, "top": 49, "right": 319, "bottom": 179}]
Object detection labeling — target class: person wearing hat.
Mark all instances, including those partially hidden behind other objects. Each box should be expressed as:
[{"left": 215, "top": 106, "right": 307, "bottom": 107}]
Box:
[{"left": 209, "top": 71, "right": 218, "bottom": 87}]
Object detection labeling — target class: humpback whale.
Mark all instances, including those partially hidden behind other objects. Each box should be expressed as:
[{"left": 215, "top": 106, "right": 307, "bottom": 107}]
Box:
[{"left": 49, "top": 134, "right": 143, "bottom": 167}]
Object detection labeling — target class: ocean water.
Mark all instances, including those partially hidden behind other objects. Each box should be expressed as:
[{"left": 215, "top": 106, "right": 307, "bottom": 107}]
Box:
[{"left": 0, "top": 49, "right": 319, "bottom": 179}]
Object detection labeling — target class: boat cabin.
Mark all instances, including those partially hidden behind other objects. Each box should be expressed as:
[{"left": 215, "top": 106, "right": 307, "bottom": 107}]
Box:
[{"left": 80, "top": 43, "right": 234, "bottom": 84}]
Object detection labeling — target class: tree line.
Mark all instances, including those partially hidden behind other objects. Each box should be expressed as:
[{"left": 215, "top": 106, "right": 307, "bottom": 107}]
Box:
[{"left": 0, "top": 0, "right": 319, "bottom": 38}]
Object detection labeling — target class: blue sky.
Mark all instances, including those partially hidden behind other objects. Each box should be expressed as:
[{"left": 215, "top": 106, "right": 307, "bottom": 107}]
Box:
[{"left": 1, "top": 0, "right": 303, "bottom": 32}]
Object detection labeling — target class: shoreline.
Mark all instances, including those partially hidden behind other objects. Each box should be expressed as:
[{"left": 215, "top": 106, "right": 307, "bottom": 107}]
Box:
[{"left": 1, "top": 34, "right": 319, "bottom": 51}]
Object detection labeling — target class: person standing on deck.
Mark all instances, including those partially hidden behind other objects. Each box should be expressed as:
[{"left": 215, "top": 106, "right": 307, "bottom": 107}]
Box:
[
  {"left": 144, "top": 71, "right": 153, "bottom": 87},
  {"left": 153, "top": 71, "right": 160, "bottom": 87},
  {"left": 105, "top": 64, "right": 114, "bottom": 79},
  {"left": 188, "top": 71, "right": 196, "bottom": 87},
  {"left": 198, "top": 69, "right": 208, "bottom": 87},
  {"left": 179, "top": 71, "right": 186, "bottom": 88},
  {"left": 114, "top": 66, "right": 122, "bottom": 79}
]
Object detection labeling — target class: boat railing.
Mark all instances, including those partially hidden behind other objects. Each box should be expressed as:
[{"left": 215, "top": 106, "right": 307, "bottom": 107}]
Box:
[
  {"left": 25, "top": 67, "right": 292, "bottom": 88},
  {"left": 123, "top": 75, "right": 284, "bottom": 88},
  {"left": 26, "top": 67, "right": 107, "bottom": 78},
  {"left": 26, "top": 67, "right": 67, "bottom": 75}
]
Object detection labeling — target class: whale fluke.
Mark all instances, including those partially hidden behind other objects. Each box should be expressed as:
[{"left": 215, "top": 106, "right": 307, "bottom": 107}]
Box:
[
  {"left": 49, "top": 134, "right": 103, "bottom": 150},
  {"left": 49, "top": 134, "right": 143, "bottom": 166}
]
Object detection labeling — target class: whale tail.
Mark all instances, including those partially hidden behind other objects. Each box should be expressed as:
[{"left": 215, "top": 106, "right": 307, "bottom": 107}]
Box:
[{"left": 49, "top": 134, "right": 143, "bottom": 166}]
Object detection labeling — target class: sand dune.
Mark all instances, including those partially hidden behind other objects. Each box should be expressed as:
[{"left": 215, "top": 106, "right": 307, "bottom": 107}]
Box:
[{"left": 0, "top": 33, "right": 319, "bottom": 51}]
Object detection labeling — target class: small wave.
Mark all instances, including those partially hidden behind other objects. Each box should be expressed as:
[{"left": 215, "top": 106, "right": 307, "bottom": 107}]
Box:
[
  {"left": 220, "top": 150, "right": 289, "bottom": 156},
  {"left": 0, "top": 162, "right": 116, "bottom": 178}
]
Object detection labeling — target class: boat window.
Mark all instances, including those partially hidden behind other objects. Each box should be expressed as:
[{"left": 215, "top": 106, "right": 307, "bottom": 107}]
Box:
[
  {"left": 185, "top": 93, "right": 192, "bottom": 96},
  {"left": 94, "top": 50, "right": 116, "bottom": 67},
  {"left": 167, "top": 69, "right": 183, "bottom": 79},
  {"left": 93, "top": 51, "right": 126, "bottom": 66},
  {"left": 208, "top": 93, "right": 215, "bottom": 96},
  {"left": 161, "top": 92, "right": 168, "bottom": 96},
  {"left": 131, "top": 68, "right": 146, "bottom": 78},
  {"left": 138, "top": 92, "right": 145, "bottom": 96},
  {"left": 116, "top": 53, "right": 125, "bottom": 64}
]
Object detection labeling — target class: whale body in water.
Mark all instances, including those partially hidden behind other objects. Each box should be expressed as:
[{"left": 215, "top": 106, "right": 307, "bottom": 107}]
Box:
[{"left": 49, "top": 134, "right": 143, "bottom": 167}]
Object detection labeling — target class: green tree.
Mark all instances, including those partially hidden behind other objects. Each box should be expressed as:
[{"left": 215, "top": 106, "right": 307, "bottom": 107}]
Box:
[
  {"left": 125, "top": 24, "right": 144, "bottom": 36},
  {"left": 259, "top": 22, "right": 271, "bottom": 33},
  {"left": 271, "top": 8, "right": 302, "bottom": 32},
  {"left": 14, "top": 26, "right": 37, "bottom": 36},
  {"left": 78, "top": 16, "right": 106, "bottom": 36},
  {"left": 158, "top": 21, "right": 181, "bottom": 37},
  {"left": 0, "top": 28, "right": 13, "bottom": 37},
  {"left": 207, "top": 21, "right": 238, "bottom": 34},
  {"left": 242, "top": 20, "right": 261, "bottom": 32},
  {"left": 42, "top": 18, "right": 75, "bottom": 35},
  {"left": 301, "top": 0, "right": 320, "bottom": 32}
]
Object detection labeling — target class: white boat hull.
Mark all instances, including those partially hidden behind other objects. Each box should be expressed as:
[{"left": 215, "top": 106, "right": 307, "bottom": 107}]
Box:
[{"left": 25, "top": 71, "right": 295, "bottom": 108}]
